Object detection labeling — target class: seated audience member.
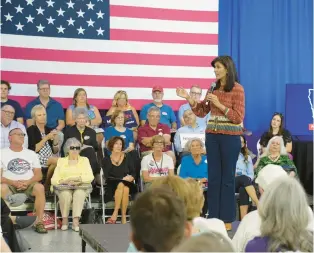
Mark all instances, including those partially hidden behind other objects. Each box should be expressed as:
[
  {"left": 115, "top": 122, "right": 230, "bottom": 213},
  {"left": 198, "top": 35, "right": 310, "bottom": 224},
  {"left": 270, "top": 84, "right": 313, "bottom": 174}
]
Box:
[
  {"left": 66, "top": 88, "right": 102, "bottom": 129},
  {"left": 27, "top": 105, "right": 59, "bottom": 191},
  {"left": 1, "top": 105, "right": 28, "bottom": 149},
  {"left": 1, "top": 128, "right": 47, "bottom": 233},
  {"left": 141, "top": 136, "right": 174, "bottom": 189},
  {"left": 51, "top": 138, "right": 94, "bottom": 232},
  {"left": 174, "top": 110, "right": 206, "bottom": 155},
  {"left": 127, "top": 176, "right": 228, "bottom": 252},
  {"left": 255, "top": 136, "right": 297, "bottom": 177},
  {"left": 235, "top": 135, "right": 259, "bottom": 219},
  {"left": 179, "top": 138, "right": 207, "bottom": 182},
  {"left": 245, "top": 177, "right": 313, "bottom": 252},
  {"left": 66, "top": 88, "right": 103, "bottom": 146},
  {"left": 25, "top": 80, "right": 65, "bottom": 142},
  {"left": 140, "top": 86, "right": 177, "bottom": 130},
  {"left": 62, "top": 108, "right": 100, "bottom": 178},
  {"left": 179, "top": 138, "right": 208, "bottom": 216},
  {"left": 1, "top": 80, "right": 24, "bottom": 124},
  {"left": 178, "top": 85, "right": 210, "bottom": 128},
  {"left": 102, "top": 136, "right": 137, "bottom": 224},
  {"left": 104, "top": 110, "right": 134, "bottom": 154},
  {"left": 172, "top": 232, "right": 235, "bottom": 252},
  {"left": 106, "top": 90, "right": 139, "bottom": 140},
  {"left": 130, "top": 186, "right": 191, "bottom": 252},
  {"left": 138, "top": 106, "right": 175, "bottom": 162},
  {"left": 259, "top": 112, "right": 292, "bottom": 154},
  {"left": 232, "top": 165, "right": 314, "bottom": 252}
]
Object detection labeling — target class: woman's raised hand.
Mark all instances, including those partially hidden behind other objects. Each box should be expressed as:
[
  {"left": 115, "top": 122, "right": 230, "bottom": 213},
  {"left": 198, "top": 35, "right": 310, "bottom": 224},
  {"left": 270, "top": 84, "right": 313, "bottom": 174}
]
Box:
[{"left": 176, "top": 87, "right": 189, "bottom": 99}]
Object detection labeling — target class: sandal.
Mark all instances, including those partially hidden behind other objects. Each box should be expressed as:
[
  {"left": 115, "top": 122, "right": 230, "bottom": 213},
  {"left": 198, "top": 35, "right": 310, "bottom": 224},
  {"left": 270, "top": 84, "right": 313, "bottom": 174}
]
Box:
[
  {"left": 106, "top": 218, "right": 116, "bottom": 224},
  {"left": 33, "top": 222, "right": 48, "bottom": 233}
]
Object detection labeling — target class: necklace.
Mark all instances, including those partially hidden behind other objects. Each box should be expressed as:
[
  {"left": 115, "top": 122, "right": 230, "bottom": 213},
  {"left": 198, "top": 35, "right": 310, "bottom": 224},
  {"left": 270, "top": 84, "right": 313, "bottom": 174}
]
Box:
[
  {"left": 269, "top": 154, "right": 280, "bottom": 161},
  {"left": 111, "top": 153, "right": 123, "bottom": 165},
  {"left": 152, "top": 153, "right": 164, "bottom": 176}
]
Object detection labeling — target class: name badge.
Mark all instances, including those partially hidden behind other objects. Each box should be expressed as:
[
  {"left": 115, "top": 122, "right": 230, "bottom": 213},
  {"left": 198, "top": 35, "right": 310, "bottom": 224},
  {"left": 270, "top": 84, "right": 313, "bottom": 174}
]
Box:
[
  {"left": 120, "top": 135, "right": 126, "bottom": 139},
  {"left": 84, "top": 136, "right": 90, "bottom": 140},
  {"left": 162, "top": 112, "right": 168, "bottom": 116}
]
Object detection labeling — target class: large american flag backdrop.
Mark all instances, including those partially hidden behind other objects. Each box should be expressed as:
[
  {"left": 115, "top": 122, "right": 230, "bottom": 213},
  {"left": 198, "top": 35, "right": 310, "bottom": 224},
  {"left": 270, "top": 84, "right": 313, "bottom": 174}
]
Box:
[{"left": 1, "top": 0, "right": 218, "bottom": 110}]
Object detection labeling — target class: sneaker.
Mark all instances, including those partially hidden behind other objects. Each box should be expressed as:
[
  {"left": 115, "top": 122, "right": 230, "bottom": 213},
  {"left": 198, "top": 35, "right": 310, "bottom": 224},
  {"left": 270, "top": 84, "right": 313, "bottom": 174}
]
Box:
[
  {"left": 6, "top": 193, "right": 27, "bottom": 207},
  {"left": 33, "top": 222, "right": 48, "bottom": 234}
]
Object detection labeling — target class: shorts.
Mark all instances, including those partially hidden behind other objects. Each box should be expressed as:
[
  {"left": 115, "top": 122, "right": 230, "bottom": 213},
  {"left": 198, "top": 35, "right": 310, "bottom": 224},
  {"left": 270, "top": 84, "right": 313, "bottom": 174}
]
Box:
[{"left": 8, "top": 182, "right": 37, "bottom": 198}]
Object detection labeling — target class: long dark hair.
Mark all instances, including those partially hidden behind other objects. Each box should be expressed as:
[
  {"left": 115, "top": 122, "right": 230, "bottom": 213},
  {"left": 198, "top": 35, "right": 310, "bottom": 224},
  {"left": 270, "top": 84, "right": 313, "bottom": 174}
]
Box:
[
  {"left": 211, "top": 55, "right": 239, "bottom": 92},
  {"left": 240, "top": 135, "right": 249, "bottom": 162},
  {"left": 73, "top": 88, "right": 90, "bottom": 109},
  {"left": 267, "top": 112, "right": 284, "bottom": 136}
]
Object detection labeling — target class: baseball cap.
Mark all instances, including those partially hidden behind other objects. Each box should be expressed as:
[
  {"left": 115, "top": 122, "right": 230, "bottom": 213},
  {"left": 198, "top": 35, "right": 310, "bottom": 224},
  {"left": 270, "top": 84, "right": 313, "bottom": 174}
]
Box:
[
  {"left": 152, "top": 86, "right": 163, "bottom": 92},
  {"left": 255, "top": 164, "right": 288, "bottom": 190}
]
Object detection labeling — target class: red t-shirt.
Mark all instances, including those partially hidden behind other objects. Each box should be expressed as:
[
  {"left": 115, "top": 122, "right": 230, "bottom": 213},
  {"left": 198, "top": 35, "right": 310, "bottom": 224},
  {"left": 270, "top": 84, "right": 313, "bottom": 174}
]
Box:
[{"left": 138, "top": 123, "right": 171, "bottom": 152}]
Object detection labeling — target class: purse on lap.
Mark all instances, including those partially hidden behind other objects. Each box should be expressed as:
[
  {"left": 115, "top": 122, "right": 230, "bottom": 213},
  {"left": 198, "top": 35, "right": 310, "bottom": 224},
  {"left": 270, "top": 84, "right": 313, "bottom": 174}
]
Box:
[{"left": 53, "top": 184, "right": 92, "bottom": 191}]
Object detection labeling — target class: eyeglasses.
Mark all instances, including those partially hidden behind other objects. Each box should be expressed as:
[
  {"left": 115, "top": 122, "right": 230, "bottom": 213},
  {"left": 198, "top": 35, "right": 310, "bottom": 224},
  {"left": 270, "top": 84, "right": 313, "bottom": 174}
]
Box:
[
  {"left": 2, "top": 110, "right": 15, "bottom": 116},
  {"left": 10, "top": 133, "right": 26, "bottom": 137},
  {"left": 153, "top": 142, "right": 164, "bottom": 145},
  {"left": 190, "top": 92, "right": 201, "bottom": 96},
  {"left": 69, "top": 146, "right": 80, "bottom": 150},
  {"left": 38, "top": 88, "right": 50, "bottom": 91}
]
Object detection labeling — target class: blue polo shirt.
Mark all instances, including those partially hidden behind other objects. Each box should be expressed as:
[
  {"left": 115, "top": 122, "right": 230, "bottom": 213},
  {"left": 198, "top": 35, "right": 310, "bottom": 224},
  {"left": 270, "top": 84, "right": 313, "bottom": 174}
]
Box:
[
  {"left": 140, "top": 103, "right": 176, "bottom": 128},
  {"left": 178, "top": 103, "right": 211, "bottom": 128},
  {"left": 179, "top": 155, "right": 208, "bottom": 179},
  {"left": 104, "top": 126, "right": 134, "bottom": 150},
  {"left": 25, "top": 97, "right": 65, "bottom": 129},
  {"left": 174, "top": 123, "right": 206, "bottom": 153},
  {"left": 1, "top": 99, "right": 24, "bottom": 120}
]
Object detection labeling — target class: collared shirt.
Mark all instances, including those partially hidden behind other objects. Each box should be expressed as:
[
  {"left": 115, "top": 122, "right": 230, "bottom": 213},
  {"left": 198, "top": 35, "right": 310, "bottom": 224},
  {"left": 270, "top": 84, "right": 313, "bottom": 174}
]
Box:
[
  {"left": 25, "top": 97, "right": 65, "bottom": 129},
  {"left": 174, "top": 123, "right": 206, "bottom": 153},
  {"left": 235, "top": 153, "right": 254, "bottom": 179},
  {"left": 178, "top": 103, "right": 211, "bottom": 128},
  {"left": 138, "top": 123, "right": 171, "bottom": 152},
  {"left": 140, "top": 103, "right": 176, "bottom": 128},
  {"left": 1, "top": 121, "right": 28, "bottom": 149},
  {"left": 179, "top": 155, "right": 208, "bottom": 179}
]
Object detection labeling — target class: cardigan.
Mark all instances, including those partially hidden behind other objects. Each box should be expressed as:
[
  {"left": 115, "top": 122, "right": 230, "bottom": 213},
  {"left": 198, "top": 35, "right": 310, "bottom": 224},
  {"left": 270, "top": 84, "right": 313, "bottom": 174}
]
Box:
[
  {"left": 27, "top": 125, "right": 54, "bottom": 153},
  {"left": 191, "top": 82, "right": 245, "bottom": 135}
]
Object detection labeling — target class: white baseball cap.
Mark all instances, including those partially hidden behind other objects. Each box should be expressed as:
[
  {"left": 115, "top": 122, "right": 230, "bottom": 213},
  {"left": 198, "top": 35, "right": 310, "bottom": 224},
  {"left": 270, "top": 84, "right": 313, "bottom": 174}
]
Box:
[{"left": 255, "top": 164, "right": 288, "bottom": 190}]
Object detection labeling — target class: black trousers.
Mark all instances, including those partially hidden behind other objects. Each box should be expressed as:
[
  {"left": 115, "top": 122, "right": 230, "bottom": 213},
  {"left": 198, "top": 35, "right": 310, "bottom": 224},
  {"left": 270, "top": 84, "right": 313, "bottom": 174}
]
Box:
[
  {"left": 1, "top": 198, "right": 21, "bottom": 252},
  {"left": 235, "top": 175, "right": 252, "bottom": 206}
]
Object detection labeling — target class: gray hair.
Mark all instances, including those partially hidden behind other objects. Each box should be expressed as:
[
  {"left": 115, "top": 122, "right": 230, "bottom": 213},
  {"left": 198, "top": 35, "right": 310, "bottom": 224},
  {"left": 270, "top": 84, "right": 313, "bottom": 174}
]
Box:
[
  {"left": 37, "top": 79, "right": 50, "bottom": 89},
  {"left": 72, "top": 107, "right": 88, "bottom": 120},
  {"left": 172, "top": 232, "right": 235, "bottom": 252},
  {"left": 258, "top": 177, "right": 313, "bottom": 252},
  {"left": 63, "top": 137, "right": 82, "bottom": 156},
  {"left": 1, "top": 104, "right": 15, "bottom": 112},
  {"left": 31, "top": 104, "right": 46, "bottom": 120},
  {"left": 147, "top": 106, "right": 160, "bottom": 116},
  {"left": 262, "top": 136, "right": 287, "bottom": 157},
  {"left": 183, "top": 137, "right": 204, "bottom": 152},
  {"left": 190, "top": 84, "right": 202, "bottom": 92}
]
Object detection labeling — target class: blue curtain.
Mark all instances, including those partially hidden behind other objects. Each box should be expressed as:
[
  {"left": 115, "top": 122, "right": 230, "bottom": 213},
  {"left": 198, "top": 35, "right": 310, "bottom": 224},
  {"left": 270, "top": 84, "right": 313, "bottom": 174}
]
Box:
[{"left": 218, "top": 0, "right": 313, "bottom": 132}]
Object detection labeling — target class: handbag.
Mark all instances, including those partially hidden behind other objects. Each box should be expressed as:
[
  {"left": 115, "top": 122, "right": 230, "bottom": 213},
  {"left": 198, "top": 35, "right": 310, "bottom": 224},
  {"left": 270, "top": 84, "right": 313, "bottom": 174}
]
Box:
[
  {"left": 53, "top": 184, "right": 92, "bottom": 191},
  {"left": 80, "top": 207, "right": 96, "bottom": 224}
]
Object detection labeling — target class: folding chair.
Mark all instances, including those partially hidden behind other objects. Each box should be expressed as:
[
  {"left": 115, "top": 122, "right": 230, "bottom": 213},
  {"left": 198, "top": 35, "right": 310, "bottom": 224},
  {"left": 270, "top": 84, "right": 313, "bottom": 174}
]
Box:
[
  {"left": 53, "top": 186, "right": 92, "bottom": 229},
  {"left": 99, "top": 168, "right": 133, "bottom": 224}
]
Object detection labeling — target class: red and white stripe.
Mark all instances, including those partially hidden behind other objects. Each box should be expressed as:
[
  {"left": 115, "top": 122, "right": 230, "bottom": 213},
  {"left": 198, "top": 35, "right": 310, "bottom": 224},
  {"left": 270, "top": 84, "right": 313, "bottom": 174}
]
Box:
[{"left": 1, "top": 0, "right": 219, "bottom": 110}]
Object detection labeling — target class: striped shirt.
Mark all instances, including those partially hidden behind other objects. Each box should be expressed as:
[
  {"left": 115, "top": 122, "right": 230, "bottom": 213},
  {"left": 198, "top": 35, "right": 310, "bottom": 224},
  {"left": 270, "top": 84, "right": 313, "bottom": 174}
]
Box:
[{"left": 191, "top": 83, "right": 245, "bottom": 135}]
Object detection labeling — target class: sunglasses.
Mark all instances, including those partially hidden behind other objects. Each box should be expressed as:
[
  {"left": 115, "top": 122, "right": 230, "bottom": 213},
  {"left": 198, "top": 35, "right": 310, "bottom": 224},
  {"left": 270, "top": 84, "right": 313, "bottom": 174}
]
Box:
[
  {"left": 273, "top": 112, "right": 283, "bottom": 117},
  {"left": 69, "top": 146, "right": 80, "bottom": 150}
]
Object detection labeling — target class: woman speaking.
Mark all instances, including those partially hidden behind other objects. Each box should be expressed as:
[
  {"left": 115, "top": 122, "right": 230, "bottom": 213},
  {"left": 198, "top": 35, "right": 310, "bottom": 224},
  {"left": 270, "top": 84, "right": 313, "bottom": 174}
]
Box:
[{"left": 176, "top": 56, "right": 245, "bottom": 230}]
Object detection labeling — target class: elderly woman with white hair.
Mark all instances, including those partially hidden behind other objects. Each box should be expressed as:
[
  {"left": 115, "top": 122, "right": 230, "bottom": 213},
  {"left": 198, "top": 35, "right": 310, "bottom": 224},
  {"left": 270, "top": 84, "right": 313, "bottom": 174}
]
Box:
[
  {"left": 27, "top": 104, "right": 59, "bottom": 191},
  {"left": 255, "top": 136, "right": 297, "bottom": 178},
  {"left": 245, "top": 177, "right": 313, "bottom": 252},
  {"left": 178, "top": 138, "right": 208, "bottom": 216},
  {"left": 51, "top": 138, "right": 94, "bottom": 232},
  {"left": 62, "top": 107, "right": 100, "bottom": 177}
]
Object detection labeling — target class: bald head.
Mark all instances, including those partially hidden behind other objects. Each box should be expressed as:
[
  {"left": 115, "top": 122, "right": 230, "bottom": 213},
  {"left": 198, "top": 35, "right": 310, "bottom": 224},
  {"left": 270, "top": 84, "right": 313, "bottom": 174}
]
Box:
[{"left": 1, "top": 104, "right": 15, "bottom": 126}]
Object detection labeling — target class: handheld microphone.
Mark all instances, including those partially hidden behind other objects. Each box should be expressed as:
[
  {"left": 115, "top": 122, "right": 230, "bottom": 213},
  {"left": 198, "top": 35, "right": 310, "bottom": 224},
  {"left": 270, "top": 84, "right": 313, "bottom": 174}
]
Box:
[{"left": 205, "top": 82, "right": 216, "bottom": 105}]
